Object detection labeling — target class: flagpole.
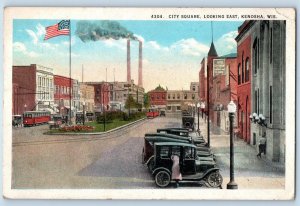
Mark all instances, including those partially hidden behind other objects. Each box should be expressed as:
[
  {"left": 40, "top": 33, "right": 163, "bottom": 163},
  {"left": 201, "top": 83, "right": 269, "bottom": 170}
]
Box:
[{"left": 69, "top": 20, "right": 72, "bottom": 125}]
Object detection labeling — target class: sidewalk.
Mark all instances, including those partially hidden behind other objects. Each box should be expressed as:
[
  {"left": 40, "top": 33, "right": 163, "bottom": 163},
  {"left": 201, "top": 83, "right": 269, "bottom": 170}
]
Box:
[{"left": 196, "top": 116, "right": 285, "bottom": 189}]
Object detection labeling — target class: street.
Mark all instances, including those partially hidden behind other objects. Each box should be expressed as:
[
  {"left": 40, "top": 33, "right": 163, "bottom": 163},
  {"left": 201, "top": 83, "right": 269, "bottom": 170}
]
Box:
[
  {"left": 12, "top": 116, "right": 181, "bottom": 189},
  {"left": 12, "top": 115, "right": 284, "bottom": 189}
]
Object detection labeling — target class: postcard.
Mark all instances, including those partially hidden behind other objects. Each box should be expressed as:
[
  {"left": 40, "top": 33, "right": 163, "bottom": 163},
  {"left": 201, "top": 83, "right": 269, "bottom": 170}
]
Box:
[{"left": 3, "top": 7, "right": 295, "bottom": 200}]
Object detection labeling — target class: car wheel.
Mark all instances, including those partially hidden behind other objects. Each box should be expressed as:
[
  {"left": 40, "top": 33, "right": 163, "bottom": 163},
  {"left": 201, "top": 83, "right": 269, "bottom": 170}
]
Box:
[
  {"left": 206, "top": 171, "right": 223, "bottom": 188},
  {"left": 155, "top": 170, "right": 171, "bottom": 188}
]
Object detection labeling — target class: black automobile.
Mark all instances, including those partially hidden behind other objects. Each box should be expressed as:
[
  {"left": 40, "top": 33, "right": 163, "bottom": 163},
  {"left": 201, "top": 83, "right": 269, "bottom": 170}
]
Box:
[
  {"left": 12, "top": 115, "right": 23, "bottom": 127},
  {"left": 159, "top": 110, "right": 166, "bottom": 117},
  {"left": 48, "top": 115, "right": 63, "bottom": 129},
  {"left": 182, "top": 115, "right": 195, "bottom": 131},
  {"left": 151, "top": 142, "right": 222, "bottom": 188},
  {"left": 76, "top": 112, "right": 84, "bottom": 124}
]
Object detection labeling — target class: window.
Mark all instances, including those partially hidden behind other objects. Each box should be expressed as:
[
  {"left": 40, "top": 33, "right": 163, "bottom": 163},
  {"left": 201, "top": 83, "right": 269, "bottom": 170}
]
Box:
[
  {"left": 157, "top": 95, "right": 160, "bottom": 100},
  {"left": 176, "top": 106, "right": 181, "bottom": 111},
  {"left": 192, "top": 86, "right": 195, "bottom": 91},
  {"left": 238, "top": 64, "right": 241, "bottom": 85},
  {"left": 253, "top": 38, "right": 259, "bottom": 74},
  {"left": 173, "top": 94, "right": 175, "bottom": 99},
  {"left": 160, "top": 146, "right": 169, "bottom": 159},
  {"left": 226, "top": 65, "right": 230, "bottom": 86},
  {"left": 168, "top": 94, "right": 170, "bottom": 99},
  {"left": 184, "top": 93, "right": 187, "bottom": 99},
  {"left": 270, "top": 28, "right": 273, "bottom": 64},
  {"left": 171, "top": 146, "right": 181, "bottom": 156},
  {"left": 167, "top": 106, "right": 171, "bottom": 110},
  {"left": 245, "top": 58, "right": 250, "bottom": 82},
  {"left": 192, "top": 94, "right": 195, "bottom": 100},
  {"left": 270, "top": 86, "right": 273, "bottom": 124},
  {"left": 255, "top": 89, "right": 260, "bottom": 113},
  {"left": 184, "top": 147, "right": 194, "bottom": 159},
  {"left": 177, "top": 93, "right": 180, "bottom": 99},
  {"left": 242, "top": 52, "right": 245, "bottom": 83}
]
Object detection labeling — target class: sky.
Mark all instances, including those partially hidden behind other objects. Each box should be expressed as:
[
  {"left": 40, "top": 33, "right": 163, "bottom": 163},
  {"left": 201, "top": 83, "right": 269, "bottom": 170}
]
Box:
[{"left": 13, "top": 20, "right": 243, "bottom": 92}]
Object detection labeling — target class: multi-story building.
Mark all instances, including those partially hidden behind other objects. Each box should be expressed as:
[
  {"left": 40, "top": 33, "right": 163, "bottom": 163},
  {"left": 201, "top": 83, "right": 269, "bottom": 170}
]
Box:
[
  {"left": 54, "top": 75, "right": 74, "bottom": 116},
  {"left": 108, "top": 80, "right": 145, "bottom": 110},
  {"left": 235, "top": 21, "right": 253, "bottom": 143},
  {"left": 13, "top": 64, "right": 55, "bottom": 115},
  {"left": 148, "top": 85, "right": 167, "bottom": 109},
  {"left": 86, "top": 82, "right": 110, "bottom": 113},
  {"left": 166, "top": 83, "right": 199, "bottom": 113},
  {"left": 79, "top": 83, "right": 95, "bottom": 112},
  {"left": 238, "top": 20, "right": 286, "bottom": 163}
]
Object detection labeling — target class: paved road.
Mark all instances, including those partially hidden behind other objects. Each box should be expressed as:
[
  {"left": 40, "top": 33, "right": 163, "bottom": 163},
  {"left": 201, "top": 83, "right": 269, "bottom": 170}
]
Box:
[{"left": 12, "top": 116, "right": 184, "bottom": 189}]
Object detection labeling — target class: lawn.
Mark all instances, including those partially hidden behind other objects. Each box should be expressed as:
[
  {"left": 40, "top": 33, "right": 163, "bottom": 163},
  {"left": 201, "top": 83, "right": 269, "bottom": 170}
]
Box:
[{"left": 45, "top": 115, "right": 145, "bottom": 134}]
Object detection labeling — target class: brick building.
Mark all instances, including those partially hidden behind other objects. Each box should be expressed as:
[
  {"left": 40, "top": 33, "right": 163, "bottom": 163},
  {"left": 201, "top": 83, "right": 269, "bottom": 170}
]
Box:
[
  {"left": 239, "top": 20, "right": 286, "bottom": 163},
  {"left": 54, "top": 75, "right": 74, "bottom": 116},
  {"left": 148, "top": 85, "right": 167, "bottom": 109},
  {"left": 79, "top": 83, "right": 95, "bottom": 112},
  {"left": 86, "top": 82, "right": 110, "bottom": 113},
  {"left": 235, "top": 21, "right": 252, "bottom": 143},
  {"left": 13, "top": 64, "right": 55, "bottom": 115}
]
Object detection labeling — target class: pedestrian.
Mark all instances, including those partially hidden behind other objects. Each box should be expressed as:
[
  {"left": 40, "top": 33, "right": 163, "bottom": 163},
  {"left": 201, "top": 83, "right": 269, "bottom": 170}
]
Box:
[
  {"left": 257, "top": 136, "right": 267, "bottom": 158},
  {"left": 171, "top": 154, "right": 182, "bottom": 188}
]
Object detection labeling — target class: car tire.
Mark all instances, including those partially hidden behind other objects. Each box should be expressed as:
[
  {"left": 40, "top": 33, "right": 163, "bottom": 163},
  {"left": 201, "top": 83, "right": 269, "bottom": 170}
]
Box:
[
  {"left": 206, "top": 171, "right": 223, "bottom": 188},
  {"left": 155, "top": 170, "right": 171, "bottom": 188}
]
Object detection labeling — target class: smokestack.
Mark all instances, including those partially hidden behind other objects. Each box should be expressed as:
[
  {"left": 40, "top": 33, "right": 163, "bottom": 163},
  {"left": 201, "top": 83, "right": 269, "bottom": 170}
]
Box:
[
  {"left": 127, "top": 39, "right": 131, "bottom": 83},
  {"left": 138, "top": 41, "right": 143, "bottom": 87}
]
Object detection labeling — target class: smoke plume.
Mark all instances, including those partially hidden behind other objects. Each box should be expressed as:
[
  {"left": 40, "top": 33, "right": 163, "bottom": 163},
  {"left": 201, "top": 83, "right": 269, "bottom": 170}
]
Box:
[{"left": 76, "top": 20, "right": 138, "bottom": 42}]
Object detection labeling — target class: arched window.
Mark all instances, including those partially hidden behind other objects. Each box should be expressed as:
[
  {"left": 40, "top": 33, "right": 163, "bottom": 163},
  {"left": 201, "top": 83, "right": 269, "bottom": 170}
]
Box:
[
  {"left": 238, "top": 63, "right": 241, "bottom": 85},
  {"left": 242, "top": 52, "right": 245, "bottom": 83},
  {"left": 253, "top": 38, "right": 259, "bottom": 74},
  {"left": 245, "top": 58, "right": 249, "bottom": 82}
]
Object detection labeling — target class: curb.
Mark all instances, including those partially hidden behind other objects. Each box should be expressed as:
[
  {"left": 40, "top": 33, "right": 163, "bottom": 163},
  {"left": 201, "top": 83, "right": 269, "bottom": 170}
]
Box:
[{"left": 44, "top": 117, "right": 147, "bottom": 136}]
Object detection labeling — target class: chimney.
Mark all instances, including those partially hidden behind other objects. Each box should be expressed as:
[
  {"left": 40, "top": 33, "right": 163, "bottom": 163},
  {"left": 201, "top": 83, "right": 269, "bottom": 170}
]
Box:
[
  {"left": 127, "top": 39, "right": 131, "bottom": 83},
  {"left": 138, "top": 41, "right": 143, "bottom": 87}
]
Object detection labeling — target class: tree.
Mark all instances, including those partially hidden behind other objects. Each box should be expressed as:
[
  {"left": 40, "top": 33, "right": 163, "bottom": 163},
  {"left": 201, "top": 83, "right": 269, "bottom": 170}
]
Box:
[
  {"left": 144, "top": 93, "right": 150, "bottom": 109},
  {"left": 125, "top": 95, "right": 136, "bottom": 109}
]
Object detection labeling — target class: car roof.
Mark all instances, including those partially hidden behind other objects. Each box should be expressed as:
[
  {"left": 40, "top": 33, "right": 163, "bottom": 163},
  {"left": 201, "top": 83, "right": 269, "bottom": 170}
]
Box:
[
  {"left": 158, "top": 128, "right": 189, "bottom": 131},
  {"left": 145, "top": 133, "right": 190, "bottom": 140},
  {"left": 155, "top": 142, "right": 196, "bottom": 148}
]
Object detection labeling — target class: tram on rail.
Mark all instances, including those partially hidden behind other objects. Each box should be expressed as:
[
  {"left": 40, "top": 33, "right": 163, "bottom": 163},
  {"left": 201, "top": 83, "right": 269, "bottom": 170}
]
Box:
[
  {"left": 146, "top": 108, "right": 159, "bottom": 118},
  {"left": 23, "top": 111, "right": 51, "bottom": 126}
]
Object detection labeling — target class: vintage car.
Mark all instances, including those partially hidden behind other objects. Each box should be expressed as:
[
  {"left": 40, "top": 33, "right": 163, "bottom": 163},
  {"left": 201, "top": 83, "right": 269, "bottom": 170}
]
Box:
[
  {"left": 76, "top": 112, "right": 84, "bottom": 124},
  {"left": 182, "top": 115, "right": 195, "bottom": 131},
  {"left": 142, "top": 133, "right": 215, "bottom": 168},
  {"left": 85, "top": 112, "right": 95, "bottom": 122},
  {"left": 159, "top": 110, "right": 166, "bottom": 117},
  {"left": 12, "top": 115, "right": 23, "bottom": 127},
  {"left": 151, "top": 142, "right": 222, "bottom": 188},
  {"left": 48, "top": 115, "right": 63, "bottom": 129},
  {"left": 157, "top": 128, "right": 206, "bottom": 145}
]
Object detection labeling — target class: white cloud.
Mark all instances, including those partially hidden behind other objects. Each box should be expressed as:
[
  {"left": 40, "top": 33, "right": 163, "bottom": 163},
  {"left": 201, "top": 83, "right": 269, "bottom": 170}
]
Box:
[
  {"left": 146, "top": 41, "right": 161, "bottom": 50},
  {"left": 215, "top": 30, "right": 238, "bottom": 55},
  {"left": 170, "top": 38, "right": 209, "bottom": 57},
  {"left": 102, "top": 39, "right": 127, "bottom": 50},
  {"left": 26, "top": 29, "right": 39, "bottom": 45},
  {"left": 13, "top": 42, "right": 39, "bottom": 58},
  {"left": 36, "top": 23, "right": 46, "bottom": 36}
]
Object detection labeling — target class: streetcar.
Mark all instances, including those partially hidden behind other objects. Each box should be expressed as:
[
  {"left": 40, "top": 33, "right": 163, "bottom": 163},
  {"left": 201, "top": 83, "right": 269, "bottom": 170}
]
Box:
[
  {"left": 146, "top": 108, "right": 159, "bottom": 118},
  {"left": 23, "top": 111, "right": 51, "bottom": 126}
]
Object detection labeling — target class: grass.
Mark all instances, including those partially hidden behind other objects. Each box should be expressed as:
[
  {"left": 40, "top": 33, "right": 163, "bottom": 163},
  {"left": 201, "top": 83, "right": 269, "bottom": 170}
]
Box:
[{"left": 45, "top": 115, "right": 145, "bottom": 134}]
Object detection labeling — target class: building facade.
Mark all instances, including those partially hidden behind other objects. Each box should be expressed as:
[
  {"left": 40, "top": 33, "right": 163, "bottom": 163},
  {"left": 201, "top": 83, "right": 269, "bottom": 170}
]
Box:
[
  {"left": 148, "top": 86, "right": 167, "bottom": 109},
  {"left": 54, "top": 75, "right": 76, "bottom": 116},
  {"left": 166, "top": 83, "right": 199, "bottom": 113},
  {"left": 13, "top": 64, "right": 55, "bottom": 115},
  {"left": 248, "top": 20, "right": 285, "bottom": 163},
  {"left": 235, "top": 21, "right": 252, "bottom": 143},
  {"left": 79, "top": 83, "right": 95, "bottom": 112},
  {"left": 86, "top": 82, "right": 110, "bottom": 113}
]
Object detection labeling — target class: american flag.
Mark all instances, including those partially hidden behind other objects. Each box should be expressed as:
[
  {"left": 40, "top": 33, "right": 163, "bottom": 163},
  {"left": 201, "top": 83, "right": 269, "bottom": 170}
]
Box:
[{"left": 44, "top": 20, "right": 70, "bottom": 40}]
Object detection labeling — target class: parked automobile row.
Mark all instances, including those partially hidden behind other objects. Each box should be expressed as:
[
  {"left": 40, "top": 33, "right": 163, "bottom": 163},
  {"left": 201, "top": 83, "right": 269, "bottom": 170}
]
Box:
[{"left": 142, "top": 127, "right": 223, "bottom": 188}]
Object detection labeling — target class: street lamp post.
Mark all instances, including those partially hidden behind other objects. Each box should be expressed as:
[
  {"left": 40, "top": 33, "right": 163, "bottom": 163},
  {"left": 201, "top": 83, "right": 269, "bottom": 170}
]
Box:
[
  {"left": 227, "top": 100, "right": 238, "bottom": 189},
  {"left": 197, "top": 103, "right": 200, "bottom": 132}
]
